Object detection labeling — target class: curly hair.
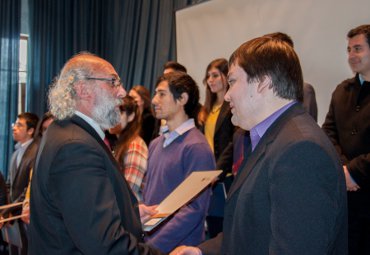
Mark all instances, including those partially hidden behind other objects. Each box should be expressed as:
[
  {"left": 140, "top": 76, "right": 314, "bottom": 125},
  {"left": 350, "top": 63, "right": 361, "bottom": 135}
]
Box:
[{"left": 48, "top": 52, "right": 100, "bottom": 120}]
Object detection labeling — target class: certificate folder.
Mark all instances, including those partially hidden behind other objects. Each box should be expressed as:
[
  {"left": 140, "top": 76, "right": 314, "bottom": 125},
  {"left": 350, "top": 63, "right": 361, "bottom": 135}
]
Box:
[{"left": 143, "top": 170, "right": 222, "bottom": 232}]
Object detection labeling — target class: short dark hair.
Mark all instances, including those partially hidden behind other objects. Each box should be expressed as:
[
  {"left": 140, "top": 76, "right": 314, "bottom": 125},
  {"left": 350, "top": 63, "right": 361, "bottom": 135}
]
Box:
[
  {"left": 229, "top": 36, "right": 303, "bottom": 101},
  {"left": 263, "top": 32, "right": 294, "bottom": 48},
  {"left": 163, "top": 61, "right": 187, "bottom": 73},
  {"left": 347, "top": 24, "right": 370, "bottom": 47},
  {"left": 17, "top": 112, "right": 39, "bottom": 137},
  {"left": 156, "top": 72, "right": 200, "bottom": 125}
]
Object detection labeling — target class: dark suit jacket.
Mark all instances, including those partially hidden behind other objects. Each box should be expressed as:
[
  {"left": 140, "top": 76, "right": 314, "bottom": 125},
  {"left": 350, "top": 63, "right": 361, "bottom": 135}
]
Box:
[
  {"left": 0, "top": 173, "right": 7, "bottom": 206},
  {"left": 199, "top": 104, "right": 347, "bottom": 255},
  {"left": 29, "top": 115, "right": 163, "bottom": 255},
  {"left": 9, "top": 139, "right": 39, "bottom": 205},
  {"left": 322, "top": 74, "right": 370, "bottom": 217},
  {"left": 213, "top": 102, "right": 234, "bottom": 177}
]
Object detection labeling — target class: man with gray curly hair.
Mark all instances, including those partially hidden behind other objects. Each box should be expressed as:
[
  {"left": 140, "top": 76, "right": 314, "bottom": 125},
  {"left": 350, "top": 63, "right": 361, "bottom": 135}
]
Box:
[{"left": 29, "top": 53, "right": 164, "bottom": 255}]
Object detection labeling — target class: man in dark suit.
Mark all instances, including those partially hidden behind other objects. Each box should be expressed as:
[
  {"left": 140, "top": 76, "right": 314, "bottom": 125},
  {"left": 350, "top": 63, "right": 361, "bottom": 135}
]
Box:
[
  {"left": 171, "top": 36, "right": 347, "bottom": 255},
  {"left": 29, "top": 53, "right": 164, "bottom": 255},
  {"left": 322, "top": 24, "right": 370, "bottom": 255},
  {"left": 7, "top": 112, "right": 39, "bottom": 255}
]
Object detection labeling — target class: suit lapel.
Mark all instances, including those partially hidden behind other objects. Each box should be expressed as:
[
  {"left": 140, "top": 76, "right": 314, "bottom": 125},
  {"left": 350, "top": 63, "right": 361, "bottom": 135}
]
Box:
[
  {"left": 227, "top": 103, "right": 304, "bottom": 200},
  {"left": 227, "top": 138, "right": 271, "bottom": 199},
  {"left": 70, "top": 115, "right": 115, "bottom": 161},
  {"left": 214, "top": 102, "right": 230, "bottom": 135},
  {"left": 69, "top": 115, "right": 138, "bottom": 203}
]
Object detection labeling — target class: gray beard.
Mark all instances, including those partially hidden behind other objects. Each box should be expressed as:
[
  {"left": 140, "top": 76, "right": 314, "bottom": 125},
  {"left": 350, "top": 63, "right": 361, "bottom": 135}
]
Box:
[{"left": 91, "top": 87, "right": 122, "bottom": 130}]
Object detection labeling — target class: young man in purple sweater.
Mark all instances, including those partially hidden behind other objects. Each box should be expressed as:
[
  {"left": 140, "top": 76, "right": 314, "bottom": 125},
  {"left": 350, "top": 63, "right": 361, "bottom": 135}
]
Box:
[{"left": 143, "top": 72, "right": 216, "bottom": 253}]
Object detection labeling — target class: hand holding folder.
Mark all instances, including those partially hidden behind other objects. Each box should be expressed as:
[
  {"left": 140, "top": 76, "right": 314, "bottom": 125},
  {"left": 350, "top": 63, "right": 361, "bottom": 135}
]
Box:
[{"left": 143, "top": 170, "right": 222, "bottom": 232}]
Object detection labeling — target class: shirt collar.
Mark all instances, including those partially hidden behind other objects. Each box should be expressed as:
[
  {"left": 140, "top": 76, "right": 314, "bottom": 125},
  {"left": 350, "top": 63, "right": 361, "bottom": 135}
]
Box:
[
  {"left": 16, "top": 138, "right": 33, "bottom": 150},
  {"left": 75, "top": 111, "right": 105, "bottom": 140},
  {"left": 250, "top": 101, "right": 297, "bottom": 151},
  {"left": 163, "top": 118, "right": 195, "bottom": 148},
  {"left": 359, "top": 74, "right": 365, "bottom": 85}
]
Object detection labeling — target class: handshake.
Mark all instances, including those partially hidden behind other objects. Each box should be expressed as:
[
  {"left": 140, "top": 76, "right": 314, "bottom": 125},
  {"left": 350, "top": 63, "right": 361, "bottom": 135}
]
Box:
[{"left": 170, "top": 246, "right": 202, "bottom": 255}]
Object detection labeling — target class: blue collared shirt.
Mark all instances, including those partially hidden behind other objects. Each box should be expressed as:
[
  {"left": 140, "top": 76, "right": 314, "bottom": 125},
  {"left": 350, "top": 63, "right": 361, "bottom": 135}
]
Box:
[
  {"left": 163, "top": 118, "right": 195, "bottom": 148},
  {"left": 250, "top": 101, "right": 297, "bottom": 151}
]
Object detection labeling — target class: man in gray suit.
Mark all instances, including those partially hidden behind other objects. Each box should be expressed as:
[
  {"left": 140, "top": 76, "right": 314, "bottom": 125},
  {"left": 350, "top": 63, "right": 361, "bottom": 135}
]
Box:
[
  {"left": 29, "top": 53, "right": 164, "bottom": 255},
  {"left": 7, "top": 112, "right": 39, "bottom": 255},
  {"left": 171, "top": 36, "right": 347, "bottom": 255}
]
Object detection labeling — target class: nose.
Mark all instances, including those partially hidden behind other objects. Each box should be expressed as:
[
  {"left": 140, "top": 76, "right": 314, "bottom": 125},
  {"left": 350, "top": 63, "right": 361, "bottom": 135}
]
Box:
[
  {"left": 117, "top": 86, "right": 126, "bottom": 98},
  {"left": 224, "top": 88, "right": 231, "bottom": 102},
  {"left": 152, "top": 95, "right": 158, "bottom": 106}
]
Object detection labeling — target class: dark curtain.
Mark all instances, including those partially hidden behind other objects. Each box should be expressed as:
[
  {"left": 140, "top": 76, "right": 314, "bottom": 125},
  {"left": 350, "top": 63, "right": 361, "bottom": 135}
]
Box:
[
  {"left": 0, "top": 0, "right": 21, "bottom": 178},
  {"left": 28, "top": 0, "right": 208, "bottom": 117}
]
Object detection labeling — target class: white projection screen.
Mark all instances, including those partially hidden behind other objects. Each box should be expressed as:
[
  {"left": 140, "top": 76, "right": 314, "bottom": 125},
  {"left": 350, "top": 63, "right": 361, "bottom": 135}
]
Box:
[{"left": 176, "top": 0, "right": 370, "bottom": 124}]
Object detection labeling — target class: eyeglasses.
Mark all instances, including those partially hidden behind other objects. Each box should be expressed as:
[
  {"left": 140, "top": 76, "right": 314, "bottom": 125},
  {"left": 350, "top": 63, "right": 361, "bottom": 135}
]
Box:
[
  {"left": 12, "top": 122, "right": 25, "bottom": 128},
  {"left": 85, "top": 77, "right": 123, "bottom": 88}
]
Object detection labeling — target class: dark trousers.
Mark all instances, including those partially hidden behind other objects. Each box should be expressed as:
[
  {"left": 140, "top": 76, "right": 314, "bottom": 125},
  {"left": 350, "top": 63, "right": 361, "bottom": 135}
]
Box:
[
  {"left": 9, "top": 221, "right": 27, "bottom": 255},
  {"left": 206, "top": 216, "right": 223, "bottom": 239},
  {"left": 348, "top": 212, "right": 370, "bottom": 255}
]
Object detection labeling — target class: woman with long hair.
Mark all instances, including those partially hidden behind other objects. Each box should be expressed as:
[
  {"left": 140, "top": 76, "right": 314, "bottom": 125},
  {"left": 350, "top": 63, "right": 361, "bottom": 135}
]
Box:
[
  {"left": 129, "top": 85, "right": 156, "bottom": 146},
  {"left": 203, "top": 58, "right": 235, "bottom": 238},
  {"left": 111, "top": 96, "right": 148, "bottom": 202}
]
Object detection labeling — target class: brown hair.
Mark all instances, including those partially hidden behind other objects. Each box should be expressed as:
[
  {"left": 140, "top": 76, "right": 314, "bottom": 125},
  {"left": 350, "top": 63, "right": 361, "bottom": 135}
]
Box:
[
  {"left": 203, "top": 58, "right": 229, "bottom": 114},
  {"left": 130, "top": 85, "right": 152, "bottom": 112},
  {"left": 229, "top": 36, "right": 303, "bottom": 101},
  {"left": 114, "top": 96, "right": 142, "bottom": 163},
  {"left": 347, "top": 24, "right": 370, "bottom": 47}
]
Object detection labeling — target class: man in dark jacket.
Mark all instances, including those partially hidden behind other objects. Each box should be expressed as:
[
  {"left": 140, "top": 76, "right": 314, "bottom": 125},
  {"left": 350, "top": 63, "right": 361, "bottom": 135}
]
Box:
[
  {"left": 322, "top": 24, "right": 370, "bottom": 255},
  {"left": 29, "top": 53, "right": 164, "bottom": 255}
]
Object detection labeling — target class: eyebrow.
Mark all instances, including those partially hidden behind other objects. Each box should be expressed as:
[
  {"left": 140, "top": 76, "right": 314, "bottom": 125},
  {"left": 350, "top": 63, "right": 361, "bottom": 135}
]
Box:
[{"left": 155, "top": 88, "right": 168, "bottom": 93}]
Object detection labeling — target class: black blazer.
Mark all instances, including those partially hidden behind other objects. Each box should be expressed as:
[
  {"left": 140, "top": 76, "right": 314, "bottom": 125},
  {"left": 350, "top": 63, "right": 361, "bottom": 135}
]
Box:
[
  {"left": 199, "top": 104, "right": 347, "bottom": 255},
  {"left": 322, "top": 74, "right": 370, "bottom": 217},
  {"left": 29, "top": 115, "right": 163, "bottom": 255},
  {"left": 9, "top": 139, "right": 39, "bottom": 205},
  {"left": 202, "top": 101, "right": 234, "bottom": 178},
  {"left": 213, "top": 101, "right": 234, "bottom": 177}
]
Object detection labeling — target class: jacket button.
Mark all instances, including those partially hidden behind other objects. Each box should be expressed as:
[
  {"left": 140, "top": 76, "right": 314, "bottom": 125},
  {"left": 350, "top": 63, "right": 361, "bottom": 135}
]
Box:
[
  {"left": 355, "top": 105, "right": 360, "bottom": 112},
  {"left": 351, "top": 129, "right": 357, "bottom": 135}
]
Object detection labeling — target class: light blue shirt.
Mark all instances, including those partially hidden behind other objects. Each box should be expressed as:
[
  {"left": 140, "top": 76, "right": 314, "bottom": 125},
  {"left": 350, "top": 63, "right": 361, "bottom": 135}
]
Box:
[
  {"left": 359, "top": 74, "right": 365, "bottom": 85},
  {"left": 15, "top": 139, "right": 33, "bottom": 168},
  {"left": 163, "top": 118, "right": 195, "bottom": 148}
]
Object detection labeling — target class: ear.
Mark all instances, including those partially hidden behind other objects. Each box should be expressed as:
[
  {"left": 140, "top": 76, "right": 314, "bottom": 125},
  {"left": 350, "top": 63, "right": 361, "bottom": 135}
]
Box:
[
  {"left": 257, "top": 76, "right": 272, "bottom": 93},
  {"left": 127, "top": 112, "right": 135, "bottom": 123},
  {"left": 27, "top": 127, "right": 35, "bottom": 137},
  {"left": 177, "top": 92, "right": 189, "bottom": 106}
]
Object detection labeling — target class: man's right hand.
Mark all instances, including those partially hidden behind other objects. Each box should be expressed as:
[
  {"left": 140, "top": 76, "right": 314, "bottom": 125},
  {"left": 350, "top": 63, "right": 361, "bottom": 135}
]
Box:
[{"left": 343, "top": 165, "right": 360, "bottom": 191}]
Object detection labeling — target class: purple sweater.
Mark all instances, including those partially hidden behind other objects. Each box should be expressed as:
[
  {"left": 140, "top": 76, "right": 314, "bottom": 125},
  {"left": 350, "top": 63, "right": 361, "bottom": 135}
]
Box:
[{"left": 143, "top": 127, "right": 216, "bottom": 253}]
